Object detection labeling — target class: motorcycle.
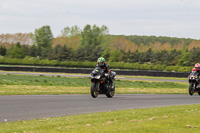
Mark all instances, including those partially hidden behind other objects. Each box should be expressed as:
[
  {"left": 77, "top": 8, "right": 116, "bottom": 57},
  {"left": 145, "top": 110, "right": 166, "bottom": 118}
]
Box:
[
  {"left": 188, "top": 71, "right": 200, "bottom": 95},
  {"left": 90, "top": 67, "right": 116, "bottom": 98}
]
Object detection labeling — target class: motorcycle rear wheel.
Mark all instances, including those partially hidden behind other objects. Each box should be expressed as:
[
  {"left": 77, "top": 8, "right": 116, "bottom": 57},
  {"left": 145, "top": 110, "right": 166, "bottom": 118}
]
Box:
[
  {"left": 91, "top": 82, "right": 99, "bottom": 98},
  {"left": 189, "top": 82, "right": 195, "bottom": 95}
]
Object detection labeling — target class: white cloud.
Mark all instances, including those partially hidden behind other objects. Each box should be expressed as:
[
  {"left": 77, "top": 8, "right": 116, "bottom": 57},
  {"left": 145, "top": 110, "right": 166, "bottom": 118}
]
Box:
[{"left": 0, "top": 0, "right": 200, "bottom": 39}]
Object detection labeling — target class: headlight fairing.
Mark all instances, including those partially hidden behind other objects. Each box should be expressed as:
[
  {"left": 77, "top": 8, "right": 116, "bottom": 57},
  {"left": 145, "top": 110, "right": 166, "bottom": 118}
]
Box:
[{"left": 94, "top": 75, "right": 101, "bottom": 79}]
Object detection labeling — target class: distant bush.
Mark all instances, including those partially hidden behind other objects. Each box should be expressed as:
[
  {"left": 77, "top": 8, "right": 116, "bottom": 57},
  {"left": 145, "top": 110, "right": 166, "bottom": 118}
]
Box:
[{"left": 0, "top": 58, "right": 192, "bottom": 72}]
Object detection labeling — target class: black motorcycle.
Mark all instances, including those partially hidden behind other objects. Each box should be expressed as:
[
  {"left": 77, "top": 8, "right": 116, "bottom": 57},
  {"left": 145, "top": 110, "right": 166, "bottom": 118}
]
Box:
[
  {"left": 188, "top": 71, "right": 200, "bottom": 95},
  {"left": 90, "top": 67, "right": 116, "bottom": 98}
]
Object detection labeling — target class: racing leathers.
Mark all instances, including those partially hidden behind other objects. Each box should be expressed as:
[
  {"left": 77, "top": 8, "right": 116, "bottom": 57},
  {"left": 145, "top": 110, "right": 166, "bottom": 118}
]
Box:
[{"left": 96, "top": 62, "right": 113, "bottom": 85}]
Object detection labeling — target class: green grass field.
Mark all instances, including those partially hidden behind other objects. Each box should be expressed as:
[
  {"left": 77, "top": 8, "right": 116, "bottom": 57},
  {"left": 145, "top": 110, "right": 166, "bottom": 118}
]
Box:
[
  {"left": 0, "top": 104, "right": 200, "bottom": 133},
  {"left": 0, "top": 74, "right": 188, "bottom": 95},
  {"left": 0, "top": 73, "right": 197, "bottom": 133}
]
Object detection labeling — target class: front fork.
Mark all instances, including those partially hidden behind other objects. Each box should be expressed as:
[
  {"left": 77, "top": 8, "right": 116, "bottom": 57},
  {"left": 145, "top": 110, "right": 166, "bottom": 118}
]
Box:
[
  {"left": 194, "top": 83, "right": 196, "bottom": 91},
  {"left": 91, "top": 80, "right": 100, "bottom": 91}
]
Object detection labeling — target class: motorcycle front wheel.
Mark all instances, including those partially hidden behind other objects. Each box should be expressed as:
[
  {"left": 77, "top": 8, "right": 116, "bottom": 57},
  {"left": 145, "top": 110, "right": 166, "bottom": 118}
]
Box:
[
  {"left": 189, "top": 82, "right": 195, "bottom": 95},
  {"left": 106, "top": 83, "right": 115, "bottom": 98},
  {"left": 91, "top": 82, "right": 99, "bottom": 98}
]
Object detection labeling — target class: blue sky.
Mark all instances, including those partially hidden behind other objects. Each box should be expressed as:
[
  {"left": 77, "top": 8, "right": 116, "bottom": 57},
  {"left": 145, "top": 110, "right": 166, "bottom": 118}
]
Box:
[{"left": 0, "top": 0, "right": 200, "bottom": 39}]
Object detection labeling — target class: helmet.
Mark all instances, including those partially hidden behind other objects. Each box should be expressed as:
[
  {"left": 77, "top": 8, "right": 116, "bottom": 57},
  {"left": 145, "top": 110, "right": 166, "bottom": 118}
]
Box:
[
  {"left": 195, "top": 63, "right": 200, "bottom": 70},
  {"left": 97, "top": 57, "right": 105, "bottom": 66}
]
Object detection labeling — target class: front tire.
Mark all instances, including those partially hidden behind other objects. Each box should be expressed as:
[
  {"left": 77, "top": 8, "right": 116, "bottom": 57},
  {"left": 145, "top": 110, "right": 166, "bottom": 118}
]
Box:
[
  {"left": 91, "top": 82, "right": 99, "bottom": 98},
  {"left": 189, "top": 82, "right": 195, "bottom": 95},
  {"left": 106, "top": 83, "right": 115, "bottom": 98}
]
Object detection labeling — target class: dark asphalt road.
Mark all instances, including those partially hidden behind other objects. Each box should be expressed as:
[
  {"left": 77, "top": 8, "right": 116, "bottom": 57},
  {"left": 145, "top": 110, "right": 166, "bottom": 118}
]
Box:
[{"left": 1, "top": 94, "right": 200, "bottom": 123}]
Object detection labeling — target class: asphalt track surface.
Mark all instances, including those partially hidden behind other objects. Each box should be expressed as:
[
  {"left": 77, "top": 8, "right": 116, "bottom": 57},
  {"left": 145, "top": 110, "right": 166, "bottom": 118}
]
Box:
[
  {"left": 0, "top": 71, "right": 191, "bottom": 123},
  {"left": 1, "top": 94, "right": 200, "bottom": 123}
]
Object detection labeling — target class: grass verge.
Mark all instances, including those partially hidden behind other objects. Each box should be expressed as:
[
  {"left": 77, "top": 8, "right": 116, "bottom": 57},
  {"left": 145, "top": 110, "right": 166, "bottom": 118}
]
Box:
[
  {"left": 0, "top": 104, "right": 200, "bottom": 133},
  {"left": 0, "top": 74, "right": 188, "bottom": 95},
  {"left": 0, "top": 70, "right": 188, "bottom": 80}
]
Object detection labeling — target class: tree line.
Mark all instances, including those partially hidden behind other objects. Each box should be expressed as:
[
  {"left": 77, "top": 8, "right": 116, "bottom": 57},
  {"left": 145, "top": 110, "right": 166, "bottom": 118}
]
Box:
[{"left": 0, "top": 24, "right": 200, "bottom": 70}]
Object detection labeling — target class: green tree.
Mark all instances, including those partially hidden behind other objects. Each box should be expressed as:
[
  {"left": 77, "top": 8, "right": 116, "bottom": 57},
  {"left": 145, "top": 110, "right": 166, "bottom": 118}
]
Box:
[
  {"left": 48, "top": 45, "right": 71, "bottom": 61},
  {"left": 178, "top": 51, "right": 190, "bottom": 66},
  {"left": 128, "top": 50, "right": 140, "bottom": 63},
  {"left": 33, "top": 25, "right": 53, "bottom": 49},
  {"left": 168, "top": 49, "right": 181, "bottom": 65},
  {"left": 101, "top": 49, "right": 110, "bottom": 61},
  {"left": 81, "top": 24, "right": 108, "bottom": 47},
  {"left": 109, "top": 50, "right": 123, "bottom": 62},
  {"left": 40, "top": 47, "right": 50, "bottom": 59},
  {"left": 29, "top": 44, "right": 40, "bottom": 57},
  {"left": 61, "top": 25, "right": 81, "bottom": 37},
  {"left": 9, "top": 42, "right": 26, "bottom": 59},
  {"left": 139, "top": 48, "right": 152, "bottom": 63},
  {"left": 80, "top": 24, "right": 108, "bottom": 61},
  {"left": 0, "top": 46, "right": 7, "bottom": 56},
  {"left": 189, "top": 48, "right": 200, "bottom": 65}
]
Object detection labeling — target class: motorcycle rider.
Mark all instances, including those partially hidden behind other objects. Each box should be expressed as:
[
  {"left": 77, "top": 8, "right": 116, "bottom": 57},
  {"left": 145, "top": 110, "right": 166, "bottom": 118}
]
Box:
[
  {"left": 192, "top": 63, "right": 200, "bottom": 75},
  {"left": 96, "top": 57, "right": 114, "bottom": 88}
]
